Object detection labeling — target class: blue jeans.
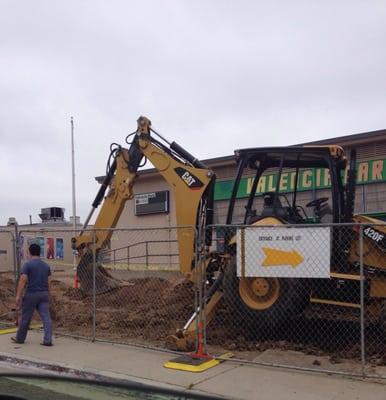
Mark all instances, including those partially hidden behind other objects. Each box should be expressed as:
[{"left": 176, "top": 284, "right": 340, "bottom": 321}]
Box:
[{"left": 16, "top": 291, "right": 52, "bottom": 344}]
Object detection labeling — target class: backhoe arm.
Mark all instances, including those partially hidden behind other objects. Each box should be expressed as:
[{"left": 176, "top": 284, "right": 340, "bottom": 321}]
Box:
[
  {"left": 75, "top": 148, "right": 136, "bottom": 254},
  {"left": 73, "top": 117, "right": 215, "bottom": 293}
]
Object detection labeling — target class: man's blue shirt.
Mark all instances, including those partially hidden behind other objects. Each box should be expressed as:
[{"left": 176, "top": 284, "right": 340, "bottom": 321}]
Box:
[{"left": 21, "top": 259, "right": 51, "bottom": 293}]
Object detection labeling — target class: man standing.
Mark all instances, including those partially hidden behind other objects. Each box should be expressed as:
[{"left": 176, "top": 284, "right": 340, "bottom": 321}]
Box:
[{"left": 12, "top": 243, "right": 53, "bottom": 346}]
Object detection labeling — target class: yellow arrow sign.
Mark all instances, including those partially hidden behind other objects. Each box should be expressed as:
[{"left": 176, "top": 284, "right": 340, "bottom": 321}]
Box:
[{"left": 262, "top": 247, "right": 304, "bottom": 268}]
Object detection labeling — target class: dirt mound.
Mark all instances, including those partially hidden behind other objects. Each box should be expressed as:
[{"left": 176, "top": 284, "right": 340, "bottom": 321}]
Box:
[
  {"left": 206, "top": 305, "right": 386, "bottom": 363},
  {"left": 50, "top": 277, "right": 196, "bottom": 343},
  {"left": 0, "top": 274, "right": 16, "bottom": 321}
]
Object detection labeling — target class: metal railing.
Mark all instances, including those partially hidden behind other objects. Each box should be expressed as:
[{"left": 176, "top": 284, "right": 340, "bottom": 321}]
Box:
[{"left": 100, "top": 239, "right": 179, "bottom": 267}]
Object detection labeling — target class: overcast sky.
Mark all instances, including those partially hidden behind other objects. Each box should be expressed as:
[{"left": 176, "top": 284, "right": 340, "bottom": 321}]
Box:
[{"left": 1, "top": 0, "right": 386, "bottom": 226}]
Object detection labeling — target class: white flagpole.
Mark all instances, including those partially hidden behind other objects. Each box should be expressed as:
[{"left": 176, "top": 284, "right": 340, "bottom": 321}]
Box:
[{"left": 71, "top": 116, "right": 77, "bottom": 270}]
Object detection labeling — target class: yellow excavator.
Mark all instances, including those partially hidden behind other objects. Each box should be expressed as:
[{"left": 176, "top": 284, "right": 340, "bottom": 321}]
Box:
[{"left": 73, "top": 116, "right": 386, "bottom": 349}]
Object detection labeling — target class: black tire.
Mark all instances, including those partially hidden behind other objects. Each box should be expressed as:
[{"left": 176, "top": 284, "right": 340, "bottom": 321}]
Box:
[{"left": 223, "top": 257, "right": 310, "bottom": 333}]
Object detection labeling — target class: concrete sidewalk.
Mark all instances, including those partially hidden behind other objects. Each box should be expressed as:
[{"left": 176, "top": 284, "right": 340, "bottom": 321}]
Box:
[{"left": 0, "top": 331, "right": 385, "bottom": 400}]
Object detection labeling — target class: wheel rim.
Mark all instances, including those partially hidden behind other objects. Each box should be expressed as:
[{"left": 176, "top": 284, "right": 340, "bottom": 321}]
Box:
[{"left": 239, "top": 277, "right": 280, "bottom": 310}]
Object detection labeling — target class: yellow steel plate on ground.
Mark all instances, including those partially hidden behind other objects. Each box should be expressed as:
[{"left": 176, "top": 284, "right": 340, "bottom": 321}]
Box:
[
  {"left": 0, "top": 324, "right": 42, "bottom": 335},
  {"left": 163, "top": 352, "right": 233, "bottom": 373},
  {"left": 164, "top": 358, "right": 220, "bottom": 372}
]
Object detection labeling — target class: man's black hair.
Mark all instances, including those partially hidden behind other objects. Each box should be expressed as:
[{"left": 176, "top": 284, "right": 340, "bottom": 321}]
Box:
[{"left": 29, "top": 243, "right": 41, "bottom": 256}]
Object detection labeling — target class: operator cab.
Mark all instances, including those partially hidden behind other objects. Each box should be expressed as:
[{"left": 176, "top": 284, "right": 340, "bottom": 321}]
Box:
[{"left": 226, "top": 146, "right": 350, "bottom": 225}]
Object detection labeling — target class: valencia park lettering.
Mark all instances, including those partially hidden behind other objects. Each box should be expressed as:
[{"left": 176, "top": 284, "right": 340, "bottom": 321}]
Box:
[{"left": 214, "top": 158, "right": 386, "bottom": 201}]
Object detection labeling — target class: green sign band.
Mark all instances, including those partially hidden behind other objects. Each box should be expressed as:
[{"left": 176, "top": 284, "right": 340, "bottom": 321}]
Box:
[{"left": 214, "top": 159, "right": 386, "bottom": 201}]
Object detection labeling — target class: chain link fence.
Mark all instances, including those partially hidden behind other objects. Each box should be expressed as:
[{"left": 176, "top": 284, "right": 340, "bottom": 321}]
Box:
[
  {"left": 1, "top": 223, "right": 385, "bottom": 378},
  {"left": 13, "top": 228, "right": 80, "bottom": 336},
  {"left": 360, "top": 223, "right": 386, "bottom": 377},
  {"left": 0, "top": 229, "right": 17, "bottom": 328},
  {"left": 90, "top": 227, "right": 197, "bottom": 348},
  {"left": 12, "top": 226, "right": 199, "bottom": 351},
  {"left": 203, "top": 223, "right": 386, "bottom": 378}
]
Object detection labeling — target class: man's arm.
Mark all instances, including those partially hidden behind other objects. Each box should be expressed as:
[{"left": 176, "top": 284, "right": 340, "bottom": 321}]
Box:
[{"left": 16, "top": 274, "right": 28, "bottom": 308}]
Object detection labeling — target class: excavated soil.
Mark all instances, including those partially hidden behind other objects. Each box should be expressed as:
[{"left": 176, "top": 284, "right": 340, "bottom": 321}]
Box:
[
  {"left": 49, "top": 276, "right": 197, "bottom": 345},
  {"left": 206, "top": 307, "right": 386, "bottom": 365},
  {"left": 0, "top": 275, "right": 17, "bottom": 323},
  {"left": 1, "top": 272, "right": 385, "bottom": 365}
]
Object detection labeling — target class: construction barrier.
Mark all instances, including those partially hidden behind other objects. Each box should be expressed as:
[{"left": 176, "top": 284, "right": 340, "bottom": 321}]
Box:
[
  {"left": 205, "top": 223, "right": 386, "bottom": 378},
  {"left": 1, "top": 223, "right": 385, "bottom": 378},
  {"left": 0, "top": 229, "right": 17, "bottom": 329},
  {"left": 90, "top": 226, "right": 198, "bottom": 349},
  {"left": 14, "top": 226, "right": 199, "bottom": 352}
]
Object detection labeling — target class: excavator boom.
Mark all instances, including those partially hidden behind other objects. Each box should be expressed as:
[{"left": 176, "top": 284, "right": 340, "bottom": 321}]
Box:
[{"left": 73, "top": 117, "right": 215, "bottom": 294}]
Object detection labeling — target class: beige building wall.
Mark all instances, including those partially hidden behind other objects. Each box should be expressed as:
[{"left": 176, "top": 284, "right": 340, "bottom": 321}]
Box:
[
  {"left": 0, "top": 229, "right": 15, "bottom": 272},
  {"left": 0, "top": 224, "right": 80, "bottom": 273},
  {"left": 17, "top": 226, "right": 77, "bottom": 265},
  {"left": 110, "top": 175, "right": 179, "bottom": 270},
  {"left": 117, "top": 175, "right": 174, "bottom": 229}
]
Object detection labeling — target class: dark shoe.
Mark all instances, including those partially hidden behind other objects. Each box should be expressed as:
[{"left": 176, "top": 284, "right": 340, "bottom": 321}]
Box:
[
  {"left": 40, "top": 342, "right": 53, "bottom": 346},
  {"left": 11, "top": 337, "right": 23, "bottom": 344}
]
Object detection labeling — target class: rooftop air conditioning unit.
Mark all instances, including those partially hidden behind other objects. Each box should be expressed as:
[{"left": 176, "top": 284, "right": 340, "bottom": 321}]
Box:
[
  {"left": 7, "top": 217, "right": 17, "bottom": 226},
  {"left": 39, "top": 207, "right": 65, "bottom": 222}
]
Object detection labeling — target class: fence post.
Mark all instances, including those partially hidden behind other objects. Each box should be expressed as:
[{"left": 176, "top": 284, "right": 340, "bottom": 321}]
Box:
[
  {"left": 195, "top": 225, "right": 207, "bottom": 355},
  {"left": 127, "top": 246, "right": 130, "bottom": 267},
  {"left": 92, "top": 230, "right": 96, "bottom": 342},
  {"left": 201, "top": 227, "right": 207, "bottom": 355},
  {"left": 14, "top": 224, "right": 21, "bottom": 283},
  {"left": 359, "top": 224, "right": 365, "bottom": 377},
  {"left": 145, "top": 242, "right": 149, "bottom": 267},
  {"left": 113, "top": 249, "right": 116, "bottom": 268},
  {"left": 194, "top": 227, "right": 200, "bottom": 352},
  {"left": 11, "top": 233, "right": 18, "bottom": 293}
]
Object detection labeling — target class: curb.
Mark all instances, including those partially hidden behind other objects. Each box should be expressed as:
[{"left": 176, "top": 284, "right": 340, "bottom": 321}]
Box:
[
  {"left": 0, "top": 353, "right": 125, "bottom": 383},
  {"left": 0, "top": 352, "right": 225, "bottom": 397},
  {"left": 0, "top": 353, "right": 227, "bottom": 399}
]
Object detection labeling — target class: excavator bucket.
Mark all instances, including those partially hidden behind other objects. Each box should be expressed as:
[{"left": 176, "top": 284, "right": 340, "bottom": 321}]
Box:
[
  {"left": 166, "top": 330, "right": 196, "bottom": 352},
  {"left": 76, "top": 252, "right": 121, "bottom": 295}
]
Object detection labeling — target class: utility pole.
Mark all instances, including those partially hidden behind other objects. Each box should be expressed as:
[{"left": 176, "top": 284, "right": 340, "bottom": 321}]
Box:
[{"left": 71, "top": 116, "right": 77, "bottom": 270}]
